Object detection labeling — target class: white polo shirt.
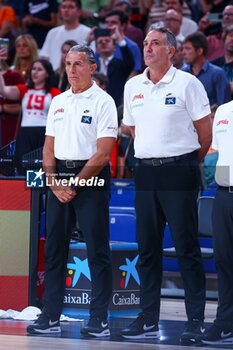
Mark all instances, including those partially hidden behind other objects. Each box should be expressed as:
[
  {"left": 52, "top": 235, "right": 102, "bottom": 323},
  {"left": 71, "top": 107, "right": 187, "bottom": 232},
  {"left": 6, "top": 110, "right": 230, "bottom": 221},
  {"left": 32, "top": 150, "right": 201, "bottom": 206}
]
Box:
[
  {"left": 123, "top": 65, "right": 211, "bottom": 158},
  {"left": 46, "top": 82, "right": 118, "bottom": 160},
  {"left": 212, "top": 101, "right": 233, "bottom": 186}
]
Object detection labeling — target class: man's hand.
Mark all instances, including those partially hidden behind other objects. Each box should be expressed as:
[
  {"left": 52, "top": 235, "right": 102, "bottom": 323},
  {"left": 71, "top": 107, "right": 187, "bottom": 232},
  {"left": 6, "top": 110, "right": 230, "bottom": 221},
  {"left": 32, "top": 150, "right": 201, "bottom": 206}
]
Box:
[{"left": 51, "top": 184, "right": 77, "bottom": 203}]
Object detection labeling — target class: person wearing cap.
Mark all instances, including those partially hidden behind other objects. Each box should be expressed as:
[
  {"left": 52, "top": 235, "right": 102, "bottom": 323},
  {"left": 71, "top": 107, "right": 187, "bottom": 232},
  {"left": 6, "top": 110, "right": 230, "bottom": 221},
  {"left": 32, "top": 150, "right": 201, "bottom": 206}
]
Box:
[
  {"left": 120, "top": 25, "right": 212, "bottom": 344},
  {"left": 26, "top": 44, "right": 118, "bottom": 337}
]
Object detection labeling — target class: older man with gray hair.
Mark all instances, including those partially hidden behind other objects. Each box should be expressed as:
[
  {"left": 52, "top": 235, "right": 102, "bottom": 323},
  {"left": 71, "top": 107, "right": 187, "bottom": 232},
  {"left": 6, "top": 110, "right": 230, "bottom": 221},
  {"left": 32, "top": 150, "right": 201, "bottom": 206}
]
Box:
[
  {"left": 120, "top": 25, "right": 212, "bottom": 344},
  {"left": 27, "top": 44, "right": 118, "bottom": 337}
]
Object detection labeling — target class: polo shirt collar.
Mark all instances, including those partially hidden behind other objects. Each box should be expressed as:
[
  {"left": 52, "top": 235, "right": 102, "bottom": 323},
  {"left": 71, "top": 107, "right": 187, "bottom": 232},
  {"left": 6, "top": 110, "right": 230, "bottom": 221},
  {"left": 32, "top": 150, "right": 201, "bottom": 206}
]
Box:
[
  {"left": 142, "top": 65, "right": 176, "bottom": 85},
  {"left": 66, "top": 81, "right": 98, "bottom": 98}
]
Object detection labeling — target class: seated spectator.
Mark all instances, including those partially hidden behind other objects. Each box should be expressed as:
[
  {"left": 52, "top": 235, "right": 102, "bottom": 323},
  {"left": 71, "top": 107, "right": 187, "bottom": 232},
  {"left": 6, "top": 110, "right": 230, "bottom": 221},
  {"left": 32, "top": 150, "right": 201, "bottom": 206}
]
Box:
[
  {"left": 164, "top": 9, "right": 184, "bottom": 41},
  {"left": 164, "top": 0, "right": 198, "bottom": 36},
  {"left": 172, "top": 39, "right": 185, "bottom": 69},
  {"left": 54, "top": 39, "right": 77, "bottom": 92},
  {"left": 0, "top": 49, "right": 25, "bottom": 146},
  {"left": 182, "top": 31, "right": 231, "bottom": 106},
  {"left": 12, "top": 34, "right": 39, "bottom": 81},
  {"left": 92, "top": 71, "right": 109, "bottom": 91},
  {"left": 40, "top": 0, "right": 91, "bottom": 71},
  {"left": 105, "top": 9, "right": 142, "bottom": 76},
  {"left": 114, "top": 1, "right": 144, "bottom": 51},
  {"left": 22, "top": 0, "right": 58, "bottom": 49},
  {"left": 148, "top": 0, "right": 196, "bottom": 34},
  {"left": 212, "top": 25, "right": 233, "bottom": 95},
  {"left": 0, "top": 59, "right": 60, "bottom": 174},
  {"left": 198, "top": 3, "right": 233, "bottom": 61},
  {"left": 95, "top": 28, "right": 134, "bottom": 106}
]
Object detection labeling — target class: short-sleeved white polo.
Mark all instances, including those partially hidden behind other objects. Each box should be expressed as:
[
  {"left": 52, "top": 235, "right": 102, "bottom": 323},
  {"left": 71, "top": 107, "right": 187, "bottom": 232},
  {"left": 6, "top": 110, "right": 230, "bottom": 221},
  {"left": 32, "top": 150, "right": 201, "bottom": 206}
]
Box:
[
  {"left": 46, "top": 82, "right": 118, "bottom": 160},
  {"left": 123, "top": 65, "right": 211, "bottom": 158},
  {"left": 212, "top": 101, "right": 233, "bottom": 186}
]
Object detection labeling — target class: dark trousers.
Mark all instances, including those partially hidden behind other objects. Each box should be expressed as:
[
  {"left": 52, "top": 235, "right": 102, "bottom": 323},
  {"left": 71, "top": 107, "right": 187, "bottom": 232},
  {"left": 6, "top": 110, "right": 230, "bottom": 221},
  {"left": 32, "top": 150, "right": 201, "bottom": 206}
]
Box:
[
  {"left": 212, "top": 189, "right": 233, "bottom": 329},
  {"left": 134, "top": 153, "right": 206, "bottom": 322},
  {"left": 43, "top": 165, "right": 112, "bottom": 320}
]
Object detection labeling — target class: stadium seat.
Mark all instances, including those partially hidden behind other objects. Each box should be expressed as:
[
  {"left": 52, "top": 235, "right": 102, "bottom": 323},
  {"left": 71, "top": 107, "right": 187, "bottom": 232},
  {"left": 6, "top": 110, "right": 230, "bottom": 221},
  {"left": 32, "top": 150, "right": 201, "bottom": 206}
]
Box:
[{"left": 110, "top": 212, "right": 136, "bottom": 242}]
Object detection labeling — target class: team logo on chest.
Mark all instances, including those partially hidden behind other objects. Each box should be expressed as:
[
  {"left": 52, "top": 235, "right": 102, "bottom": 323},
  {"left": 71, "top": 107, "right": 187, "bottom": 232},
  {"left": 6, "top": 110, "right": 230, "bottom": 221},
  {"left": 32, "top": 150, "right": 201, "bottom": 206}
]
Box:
[
  {"left": 165, "top": 97, "right": 176, "bottom": 105},
  {"left": 81, "top": 115, "right": 92, "bottom": 124}
]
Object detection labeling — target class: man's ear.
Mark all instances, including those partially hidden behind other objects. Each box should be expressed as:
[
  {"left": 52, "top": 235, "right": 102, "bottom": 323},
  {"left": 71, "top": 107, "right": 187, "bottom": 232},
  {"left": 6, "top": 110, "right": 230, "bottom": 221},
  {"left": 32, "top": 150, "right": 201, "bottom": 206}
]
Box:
[
  {"left": 168, "top": 46, "right": 176, "bottom": 59},
  {"left": 90, "top": 63, "right": 97, "bottom": 74}
]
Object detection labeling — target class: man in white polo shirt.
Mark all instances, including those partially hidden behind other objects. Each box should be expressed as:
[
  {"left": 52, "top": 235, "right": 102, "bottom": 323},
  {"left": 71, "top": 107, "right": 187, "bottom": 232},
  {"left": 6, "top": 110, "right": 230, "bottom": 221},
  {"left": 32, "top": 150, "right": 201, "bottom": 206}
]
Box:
[
  {"left": 199, "top": 101, "right": 233, "bottom": 345},
  {"left": 27, "top": 44, "right": 118, "bottom": 337},
  {"left": 120, "top": 25, "right": 212, "bottom": 344}
]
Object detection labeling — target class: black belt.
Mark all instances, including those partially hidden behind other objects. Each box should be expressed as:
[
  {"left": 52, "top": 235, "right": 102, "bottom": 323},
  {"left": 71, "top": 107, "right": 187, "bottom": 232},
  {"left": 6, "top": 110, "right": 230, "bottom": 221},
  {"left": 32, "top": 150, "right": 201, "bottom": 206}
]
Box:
[
  {"left": 139, "top": 152, "right": 193, "bottom": 166},
  {"left": 218, "top": 186, "right": 233, "bottom": 193},
  {"left": 56, "top": 159, "right": 88, "bottom": 168}
]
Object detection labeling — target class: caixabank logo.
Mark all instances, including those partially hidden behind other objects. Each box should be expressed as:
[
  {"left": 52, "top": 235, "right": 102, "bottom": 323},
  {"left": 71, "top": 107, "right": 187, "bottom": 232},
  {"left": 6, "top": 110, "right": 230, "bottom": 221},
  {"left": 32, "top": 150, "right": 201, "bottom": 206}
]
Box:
[
  {"left": 111, "top": 254, "right": 140, "bottom": 308},
  {"left": 64, "top": 250, "right": 141, "bottom": 309}
]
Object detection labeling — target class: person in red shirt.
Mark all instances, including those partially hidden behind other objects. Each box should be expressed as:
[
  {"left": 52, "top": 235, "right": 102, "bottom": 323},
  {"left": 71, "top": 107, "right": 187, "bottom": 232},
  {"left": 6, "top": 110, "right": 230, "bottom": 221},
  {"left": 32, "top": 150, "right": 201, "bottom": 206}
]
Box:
[
  {"left": 0, "top": 58, "right": 25, "bottom": 146},
  {"left": 0, "top": 58, "right": 61, "bottom": 174}
]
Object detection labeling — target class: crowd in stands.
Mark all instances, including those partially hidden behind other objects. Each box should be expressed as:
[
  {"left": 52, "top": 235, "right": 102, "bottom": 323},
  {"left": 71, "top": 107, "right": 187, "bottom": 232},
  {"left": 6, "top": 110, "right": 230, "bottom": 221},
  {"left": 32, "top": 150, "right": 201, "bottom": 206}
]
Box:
[{"left": 0, "top": 0, "right": 232, "bottom": 184}]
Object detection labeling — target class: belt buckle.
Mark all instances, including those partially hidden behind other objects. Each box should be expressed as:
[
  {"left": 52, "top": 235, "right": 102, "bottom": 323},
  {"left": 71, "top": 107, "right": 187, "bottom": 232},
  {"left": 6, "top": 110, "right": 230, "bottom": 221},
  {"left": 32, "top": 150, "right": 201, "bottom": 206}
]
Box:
[
  {"left": 229, "top": 186, "right": 233, "bottom": 193},
  {"left": 152, "top": 158, "right": 163, "bottom": 166},
  {"left": 66, "top": 160, "right": 75, "bottom": 168}
]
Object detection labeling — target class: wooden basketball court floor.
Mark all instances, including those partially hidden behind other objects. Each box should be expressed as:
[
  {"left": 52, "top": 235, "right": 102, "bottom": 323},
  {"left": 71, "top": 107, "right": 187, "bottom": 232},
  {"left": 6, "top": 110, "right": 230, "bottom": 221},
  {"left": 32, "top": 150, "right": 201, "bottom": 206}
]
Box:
[{"left": 0, "top": 299, "right": 232, "bottom": 350}]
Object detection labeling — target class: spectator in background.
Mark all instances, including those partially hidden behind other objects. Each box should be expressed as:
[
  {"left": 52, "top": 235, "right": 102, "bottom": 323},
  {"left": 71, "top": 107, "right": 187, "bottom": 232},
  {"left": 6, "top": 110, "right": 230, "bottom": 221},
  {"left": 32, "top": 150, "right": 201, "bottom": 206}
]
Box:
[
  {"left": 198, "top": 3, "right": 233, "bottom": 61},
  {"left": 164, "top": 9, "right": 184, "bottom": 41},
  {"left": 40, "top": 0, "right": 91, "bottom": 71},
  {"left": 182, "top": 31, "right": 231, "bottom": 107},
  {"left": 92, "top": 71, "right": 109, "bottom": 91},
  {"left": 172, "top": 39, "right": 185, "bottom": 69},
  {"left": 105, "top": 9, "right": 142, "bottom": 76},
  {"left": 164, "top": 0, "right": 198, "bottom": 36},
  {"left": 54, "top": 39, "right": 77, "bottom": 92},
  {"left": 212, "top": 25, "right": 233, "bottom": 95},
  {"left": 114, "top": 0, "right": 144, "bottom": 51},
  {"left": 95, "top": 28, "right": 134, "bottom": 106},
  {"left": 0, "top": 50, "right": 25, "bottom": 146},
  {"left": 0, "top": 59, "right": 60, "bottom": 174},
  {"left": 22, "top": 0, "right": 58, "bottom": 49},
  {"left": 12, "top": 34, "right": 38, "bottom": 82}
]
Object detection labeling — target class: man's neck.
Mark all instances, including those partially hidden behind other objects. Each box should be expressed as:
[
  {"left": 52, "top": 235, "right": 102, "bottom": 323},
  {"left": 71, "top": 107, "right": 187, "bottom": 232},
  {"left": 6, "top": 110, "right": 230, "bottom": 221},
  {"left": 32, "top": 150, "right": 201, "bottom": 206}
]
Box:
[
  {"left": 147, "top": 63, "right": 172, "bottom": 84},
  {"left": 64, "top": 20, "right": 80, "bottom": 30},
  {"left": 72, "top": 81, "right": 92, "bottom": 94},
  {"left": 191, "top": 57, "right": 206, "bottom": 76},
  {"left": 225, "top": 51, "right": 233, "bottom": 64}
]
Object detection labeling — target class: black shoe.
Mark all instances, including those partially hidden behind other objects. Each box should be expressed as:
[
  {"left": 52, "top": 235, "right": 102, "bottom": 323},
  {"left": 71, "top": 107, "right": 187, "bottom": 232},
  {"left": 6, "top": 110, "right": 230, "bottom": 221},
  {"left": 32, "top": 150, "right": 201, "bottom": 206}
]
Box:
[
  {"left": 180, "top": 319, "right": 205, "bottom": 344},
  {"left": 120, "top": 313, "right": 160, "bottom": 339},
  {"left": 27, "top": 313, "right": 61, "bottom": 334},
  {"left": 80, "top": 317, "right": 110, "bottom": 337},
  {"left": 200, "top": 324, "right": 233, "bottom": 345}
]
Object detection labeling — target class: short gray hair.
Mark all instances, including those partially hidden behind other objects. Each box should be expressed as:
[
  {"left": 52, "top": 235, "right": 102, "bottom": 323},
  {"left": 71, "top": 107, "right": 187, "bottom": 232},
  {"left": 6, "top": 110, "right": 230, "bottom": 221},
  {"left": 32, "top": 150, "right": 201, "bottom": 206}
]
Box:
[
  {"left": 147, "top": 24, "right": 177, "bottom": 49},
  {"left": 68, "top": 44, "right": 96, "bottom": 64}
]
